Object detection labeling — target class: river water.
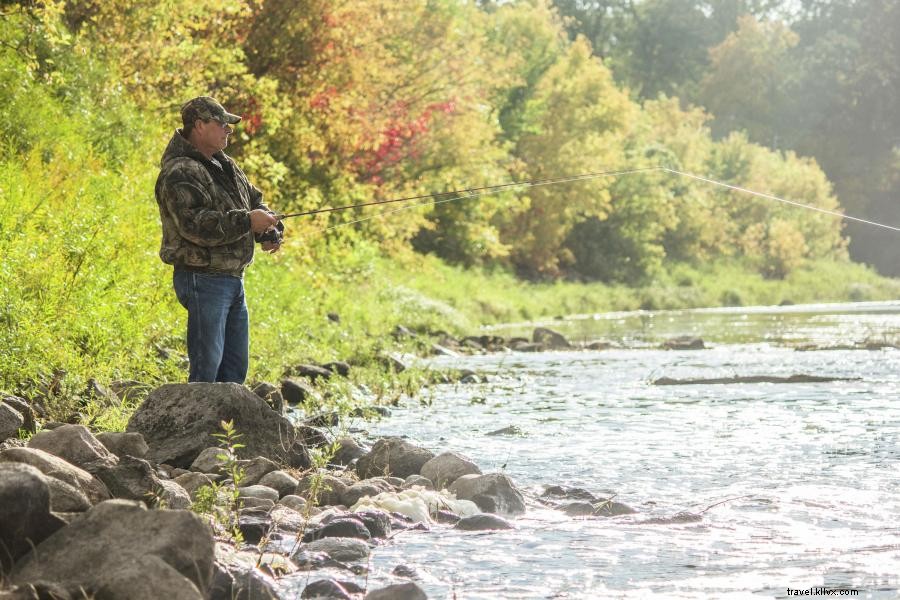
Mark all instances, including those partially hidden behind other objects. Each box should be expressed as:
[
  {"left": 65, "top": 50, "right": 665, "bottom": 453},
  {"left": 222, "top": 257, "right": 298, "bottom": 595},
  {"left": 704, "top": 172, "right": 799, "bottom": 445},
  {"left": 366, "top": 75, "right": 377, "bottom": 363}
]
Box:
[{"left": 317, "top": 302, "right": 900, "bottom": 598}]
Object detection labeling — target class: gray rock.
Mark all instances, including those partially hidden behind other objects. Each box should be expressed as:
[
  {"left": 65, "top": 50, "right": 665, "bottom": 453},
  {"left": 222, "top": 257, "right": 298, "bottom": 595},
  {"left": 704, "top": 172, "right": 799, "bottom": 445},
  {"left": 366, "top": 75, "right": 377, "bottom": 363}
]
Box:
[
  {"left": 238, "top": 485, "right": 280, "bottom": 503},
  {"left": 0, "top": 402, "right": 26, "bottom": 440},
  {"left": 191, "top": 446, "right": 230, "bottom": 473},
  {"left": 354, "top": 509, "right": 392, "bottom": 538},
  {"left": 448, "top": 473, "right": 526, "bottom": 515},
  {"left": 0, "top": 463, "right": 66, "bottom": 572},
  {"left": 281, "top": 378, "right": 320, "bottom": 405},
  {"left": 330, "top": 437, "right": 367, "bottom": 466},
  {"left": 365, "top": 582, "right": 427, "bottom": 600},
  {"left": 175, "top": 472, "right": 216, "bottom": 499},
  {"left": 532, "top": 327, "right": 570, "bottom": 349},
  {"left": 392, "top": 564, "right": 419, "bottom": 578},
  {"left": 300, "top": 537, "right": 370, "bottom": 562},
  {"left": 430, "top": 343, "right": 460, "bottom": 357},
  {"left": 560, "top": 501, "right": 596, "bottom": 516},
  {"left": 0, "top": 446, "right": 110, "bottom": 504},
  {"left": 211, "top": 543, "right": 280, "bottom": 600},
  {"left": 402, "top": 474, "right": 434, "bottom": 490},
  {"left": 241, "top": 497, "right": 276, "bottom": 511},
  {"left": 661, "top": 336, "right": 705, "bottom": 350},
  {"left": 95, "top": 455, "right": 162, "bottom": 502},
  {"left": 158, "top": 479, "right": 192, "bottom": 509},
  {"left": 341, "top": 482, "right": 385, "bottom": 507},
  {"left": 237, "top": 511, "right": 272, "bottom": 544},
  {"left": 420, "top": 451, "right": 481, "bottom": 489},
  {"left": 297, "top": 474, "right": 348, "bottom": 507},
  {"left": 321, "top": 361, "right": 351, "bottom": 377},
  {"left": 269, "top": 505, "right": 306, "bottom": 533},
  {"left": 455, "top": 513, "right": 514, "bottom": 530},
  {"left": 238, "top": 456, "right": 280, "bottom": 486},
  {"left": 28, "top": 424, "right": 119, "bottom": 474},
  {"left": 11, "top": 500, "right": 215, "bottom": 596},
  {"left": 251, "top": 382, "right": 284, "bottom": 414},
  {"left": 258, "top": 470, "right": 299, "bottom": 499},
  {"left": 95, "top": 432, "right": 149, "bottom": 459},
  {"left": 355, "top": 437, "right": 435, "bottom": 479},
  {"left": 486, "top": 425, "right": 524, "bottom": 436},
  {"left": 278, "top": 494, "right": 308, "bottom": 512},
  {"left": 94, "top": 553, "right": 204, "bottom": 600},
  {"left": 2, "top": 395, "right": 36, "bottom": 434},
  {"left": 301, "top": 579, "right": 352, "bottom": 599},
  {"left": 592, "top": 499, "right": 637, "bottom": 516},
  {"left": 303, "top": 516, "right": 371, "bottom": 542},
  {"left": 126, "top": 383, "right": 310, "bottom": 469},
  {"left": 289, "top": 364, "right": 333, "bottom": 382},
  {"left": 45, "top": 476, "right": 92, "bottom": 512}
]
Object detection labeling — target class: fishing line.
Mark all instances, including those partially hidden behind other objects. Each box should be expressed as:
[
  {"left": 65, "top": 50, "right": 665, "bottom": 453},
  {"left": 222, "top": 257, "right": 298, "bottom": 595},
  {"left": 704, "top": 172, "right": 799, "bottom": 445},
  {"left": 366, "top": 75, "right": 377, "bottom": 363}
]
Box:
[{"left": 278, "top": 166, "right": 900, "bottom": 233}]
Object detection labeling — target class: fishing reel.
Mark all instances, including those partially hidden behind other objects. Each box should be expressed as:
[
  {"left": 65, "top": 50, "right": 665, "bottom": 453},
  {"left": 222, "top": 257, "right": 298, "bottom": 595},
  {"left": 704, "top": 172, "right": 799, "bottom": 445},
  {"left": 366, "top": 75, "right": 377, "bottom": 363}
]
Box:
[{"left": 257, "top": 220, "right": 285, "bottom": 245}]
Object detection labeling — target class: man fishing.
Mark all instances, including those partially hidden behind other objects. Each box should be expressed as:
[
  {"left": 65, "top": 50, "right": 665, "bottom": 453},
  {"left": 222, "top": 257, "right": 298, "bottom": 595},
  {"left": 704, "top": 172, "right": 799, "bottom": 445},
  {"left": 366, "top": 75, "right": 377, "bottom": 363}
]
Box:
[{"left": 154, "top": 96, "right": 284, "bottom": 384}]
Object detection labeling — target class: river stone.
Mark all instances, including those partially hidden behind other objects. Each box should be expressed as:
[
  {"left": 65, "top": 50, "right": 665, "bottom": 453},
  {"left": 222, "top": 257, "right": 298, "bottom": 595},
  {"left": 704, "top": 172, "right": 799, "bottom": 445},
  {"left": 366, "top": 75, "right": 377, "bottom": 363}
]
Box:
[
  {"left": 279, "top": 494, "right": 308, "bottom": 512},
  {"left": 126, "top": 383, "right": 310, "bottom": 469},
  {"left": 158, "top": 479, "right": 192, "bottom": 509},
  {"left": 593, "top": 499, "right": 637, "bottom": 516},
  {"left": 330, "top": 437, "right": 367, "bottom": 466},
  {"left": 94, "top": 553, "right": 204, "bottom": 600},
  {"left": 303, "top": 516, "right": 371, "bottom": 542},
  {"left": 455, "top": 513, "right": 514, "bottom": 531},
  {"left": 321, "top": 361, "right": 351, "bottom": 377},
  {"left": 2, "top": 395, "right": 35, "bottom": 434},
  {"left": 28, "top": 424, "right": 119, "bottom": 474},
  {"left": 259, "top": 470, "right": 299, "bottom": 499},
  {"left": 175, "top": 472, "right": 216, "bottom": 499},
  {"left": 353, "top": 509, "right": 392, "bottom": 538},
  {"left": 269, "top": 505, "right": 306, "bottom": 533},
  {"left": 191, "top": 446, "right": 230, "bottom": 473},
  {"left": 251, "top": 382, "right": 284, "bottom": 415},
  {"left": 0, "top": 402, "right": 25, "bottom": 441},
  {"left": 239, "top": 456, "right": 280, "bottom": 486},
  {"left": 355, "top": 437, "right": 435, "bottom": 479},
  {"left": 211, "top": 543, "right": 280, "bottom": 600},
  {"left": 301, "top": 579, "right": 352, "bottom": 600},
  {"left": 45, "top": 476, "right": 92, "bottom": 512},
  {"left": 532, "top": 327, "right": 570, "bottom": 349},
  {"left": 560, "top": 501, "right": 596, "bottom": 516},
  {"left": 661, "top": 336, "right": 705, "bottom": 350},
  {"left": 11, "top": 500, "right": 215, "bottom": 595},
  {"left": 448, "top": 473, "right": 526, "bottom": 516},
  {"left": 289, "top": 363, "right": 333, "bottom": 382},
  {"left": 237, "top": 511, "right": 272, "bottom": 544},
  {"left": 95, "top": 455, "right": 162, "bottom": 502},
  {"left": 402, "top": 474, "right": 434, "bottom": 490},
  {"left": 300, "top": 537, "right": 370, "bottom": 562},
  {"left": 0, "top": 463, "right": 67, "bottom": 572},
  {"left": 281, "top": 378, "right": 319, "bottom": 405},
  {"left": 238, "top": 485, "right": 280, "bottom": 503},
  {"left": 420, "top": 451, "right": 481, "bottom": 489},
  {"left": 242, "top": 497, "right": 276, "bottom": 511},
  {"left": 95, "top": 432, "right": 149, "bottom": 459},
  {"left": 341, "top": 482, "right": 385, "bottom": 507},
  {"left": 364, "top": 582, "right": 427, "bottom": 600},
  {"left": 0, "top": 446, "right": 110, "bottom": 504},
  {"left": 297, "top": 474, "right": 348, "bottom": 506}
]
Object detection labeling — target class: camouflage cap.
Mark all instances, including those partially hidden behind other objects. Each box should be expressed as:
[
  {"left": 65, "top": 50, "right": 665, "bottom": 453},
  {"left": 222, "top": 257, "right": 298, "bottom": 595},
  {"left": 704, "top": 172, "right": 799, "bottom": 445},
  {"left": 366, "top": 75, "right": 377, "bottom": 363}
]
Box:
[{"left": 181, "top": 96, "right": 242, "bottom": 126}]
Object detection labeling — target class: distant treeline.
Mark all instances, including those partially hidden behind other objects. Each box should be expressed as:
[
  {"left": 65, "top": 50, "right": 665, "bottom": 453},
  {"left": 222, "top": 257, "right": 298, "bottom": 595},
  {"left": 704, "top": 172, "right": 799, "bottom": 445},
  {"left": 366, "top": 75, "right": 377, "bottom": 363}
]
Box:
[
  {"left": 2, "top": 0, "right": 856, "bottom": 283},
  {"left": 554, "top": 0, "right": 900, "bottom": 275}
]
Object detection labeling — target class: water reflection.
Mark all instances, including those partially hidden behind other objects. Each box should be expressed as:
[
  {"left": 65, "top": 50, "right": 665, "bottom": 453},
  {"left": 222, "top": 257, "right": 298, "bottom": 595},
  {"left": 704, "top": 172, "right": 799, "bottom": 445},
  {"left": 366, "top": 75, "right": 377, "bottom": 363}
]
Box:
[{"left": 303, "top": 303, "right": 900, "bottom": 598}]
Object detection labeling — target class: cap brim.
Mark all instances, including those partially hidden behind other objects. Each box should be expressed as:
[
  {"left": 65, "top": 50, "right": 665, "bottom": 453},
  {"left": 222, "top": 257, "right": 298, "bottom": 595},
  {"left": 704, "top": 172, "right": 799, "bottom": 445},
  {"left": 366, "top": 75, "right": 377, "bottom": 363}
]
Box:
[{"left": 222, "top": 112, "right": 242, "bottom": 124}]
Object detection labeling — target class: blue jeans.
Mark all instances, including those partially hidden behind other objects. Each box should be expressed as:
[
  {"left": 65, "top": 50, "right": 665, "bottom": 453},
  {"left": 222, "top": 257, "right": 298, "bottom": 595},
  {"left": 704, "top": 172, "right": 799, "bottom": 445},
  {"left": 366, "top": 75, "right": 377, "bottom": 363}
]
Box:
[{"left": 172, "top": 270, "right": 249, "bottom": 384}]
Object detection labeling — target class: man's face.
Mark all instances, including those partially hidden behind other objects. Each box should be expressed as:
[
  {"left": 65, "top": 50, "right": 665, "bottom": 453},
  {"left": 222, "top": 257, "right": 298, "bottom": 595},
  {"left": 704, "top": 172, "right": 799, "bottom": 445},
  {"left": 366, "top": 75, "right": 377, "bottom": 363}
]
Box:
[{"left": 195, "top": 118, "right": 233, "bottom": 152}]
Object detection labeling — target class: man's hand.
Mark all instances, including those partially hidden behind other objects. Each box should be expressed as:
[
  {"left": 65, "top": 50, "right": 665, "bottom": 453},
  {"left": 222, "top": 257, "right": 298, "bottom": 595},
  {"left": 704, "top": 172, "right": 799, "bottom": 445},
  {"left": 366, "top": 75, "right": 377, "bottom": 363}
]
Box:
[
  {"left": 261, "top": 241, "right": 281, "bottom": 253},
  {"left": 249, "top": 209, "right": 278, "bottom": 234}
]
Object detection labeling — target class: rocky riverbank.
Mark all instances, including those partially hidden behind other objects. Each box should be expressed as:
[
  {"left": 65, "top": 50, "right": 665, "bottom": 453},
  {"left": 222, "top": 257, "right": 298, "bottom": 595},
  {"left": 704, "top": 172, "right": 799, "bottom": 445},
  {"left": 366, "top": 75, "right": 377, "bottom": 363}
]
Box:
[{"left": 0, "top": 325, "right": 656, "bottom": 599}]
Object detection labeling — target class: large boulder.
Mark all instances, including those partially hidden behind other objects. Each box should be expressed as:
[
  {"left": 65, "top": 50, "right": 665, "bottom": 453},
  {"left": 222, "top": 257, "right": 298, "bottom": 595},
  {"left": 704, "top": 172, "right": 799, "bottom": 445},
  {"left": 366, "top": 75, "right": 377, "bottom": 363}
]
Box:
[
  {"left": 94, "top": 554, "right": 205, "bottom": 600},
  {"left": 355, "top": 437, "right": 434, "bottom": 479},
  {"left": 419, "top": 452, "right": 481, "bottom": 489},
  {"left": 126, "top": 383, "right": 310, "bottom": 469},
  {"left": 11, "top": 500, "right": 215, "bottom": 597},
  {"left": 448, "top": 473, "right": 526, "bottom": 516},
  {"left": 0, "top": 446, "right": 110, "bottom": 504},
  {"left": 532, "top": 327, "right": 570, "bottom": 349},
  {"left": 27, "top": 424, "right": 119, "bottom": 474},
  {"left": 0, "top": 463, "right": 67, "bottom": 573}
]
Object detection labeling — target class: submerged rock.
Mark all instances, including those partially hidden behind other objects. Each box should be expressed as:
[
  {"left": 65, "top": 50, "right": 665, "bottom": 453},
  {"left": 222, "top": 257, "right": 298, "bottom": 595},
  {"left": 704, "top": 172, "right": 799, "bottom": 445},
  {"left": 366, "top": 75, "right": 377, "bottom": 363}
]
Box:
[
  {"left": 364, "top": 582, "right": 428, "bottom": 600},
  {"left": 454, "top": 513, "right": 514, "bottom": 531},
  {"left": 661, "top": 336, "right": 705, "bottom": 350}
]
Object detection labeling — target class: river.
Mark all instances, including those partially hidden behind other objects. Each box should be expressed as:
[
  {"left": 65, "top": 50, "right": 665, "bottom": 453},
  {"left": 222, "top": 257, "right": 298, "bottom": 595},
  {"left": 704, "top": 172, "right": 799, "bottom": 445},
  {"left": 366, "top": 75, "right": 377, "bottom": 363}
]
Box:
[{"left": 316, "top": 302, "right": 900, "bottom": 598}]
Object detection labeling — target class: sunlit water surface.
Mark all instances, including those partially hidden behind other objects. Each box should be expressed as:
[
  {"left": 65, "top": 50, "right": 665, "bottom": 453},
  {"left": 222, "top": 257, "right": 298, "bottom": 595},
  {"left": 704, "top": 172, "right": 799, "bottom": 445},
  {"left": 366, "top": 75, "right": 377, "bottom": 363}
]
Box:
[{"left": 285, "top": 302, "right": 900, "bottom": 599}]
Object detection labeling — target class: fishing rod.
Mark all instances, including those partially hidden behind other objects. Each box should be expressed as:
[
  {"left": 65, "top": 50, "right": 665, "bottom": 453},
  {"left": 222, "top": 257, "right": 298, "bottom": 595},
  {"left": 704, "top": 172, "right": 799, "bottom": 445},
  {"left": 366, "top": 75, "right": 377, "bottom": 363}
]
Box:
[{"left": 275, "top": 166, "right": 900, "bottom": 234}]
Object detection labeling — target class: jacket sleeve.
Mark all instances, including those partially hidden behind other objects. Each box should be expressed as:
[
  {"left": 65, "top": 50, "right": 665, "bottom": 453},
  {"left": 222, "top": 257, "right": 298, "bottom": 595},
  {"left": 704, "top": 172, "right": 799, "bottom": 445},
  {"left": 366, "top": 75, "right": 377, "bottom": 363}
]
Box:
[
  {"left": 163, "top": 169, "right": 251, "bottom": 247},
  {"left": 232, "top": 162, "right": 285, "bottom": 243}
]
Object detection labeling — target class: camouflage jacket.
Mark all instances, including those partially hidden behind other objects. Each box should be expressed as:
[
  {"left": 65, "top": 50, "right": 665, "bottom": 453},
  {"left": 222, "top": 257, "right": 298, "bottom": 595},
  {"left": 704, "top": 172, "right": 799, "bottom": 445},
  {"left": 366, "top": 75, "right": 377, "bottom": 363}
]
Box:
[{"left": 154, "top": 130, "right": 275, "bottom": 277}]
